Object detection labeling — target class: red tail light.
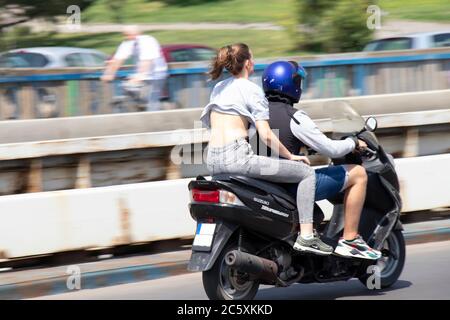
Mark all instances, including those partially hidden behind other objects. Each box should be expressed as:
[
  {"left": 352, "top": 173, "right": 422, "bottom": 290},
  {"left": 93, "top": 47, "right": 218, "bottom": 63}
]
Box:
[{"left": 191, "top": 189, "right": 220, "bottom": 203}]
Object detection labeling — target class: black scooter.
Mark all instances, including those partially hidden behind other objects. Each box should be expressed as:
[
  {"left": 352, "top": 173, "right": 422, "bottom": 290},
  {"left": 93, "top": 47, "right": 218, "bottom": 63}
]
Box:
[{"left": 187, "top": 103, "right": 405, "bottom": 300}]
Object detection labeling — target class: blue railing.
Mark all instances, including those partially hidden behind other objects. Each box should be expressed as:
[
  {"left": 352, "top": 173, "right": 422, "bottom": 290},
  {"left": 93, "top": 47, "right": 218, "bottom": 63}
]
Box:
[
  {"left": 2, "top": 51, "right": 450, "bottom": 82},
  {"left": 0, "top": 49, "right": 449, "bottom": 118}
]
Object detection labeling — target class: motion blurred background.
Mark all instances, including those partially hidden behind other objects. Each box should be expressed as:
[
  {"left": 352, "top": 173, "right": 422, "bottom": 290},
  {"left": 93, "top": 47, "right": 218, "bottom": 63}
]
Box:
[
  {"left": 0, "top": 0, "right": 449, "bottom": 299},
  {"left": 1, "top": 0, "right": 449, "bottom": 56}
]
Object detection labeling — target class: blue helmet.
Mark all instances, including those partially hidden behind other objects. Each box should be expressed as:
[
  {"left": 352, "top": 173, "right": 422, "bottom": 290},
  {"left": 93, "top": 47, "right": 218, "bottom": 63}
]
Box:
[{"left": 262, "top": 61, "right": 307, "bottom": 103}]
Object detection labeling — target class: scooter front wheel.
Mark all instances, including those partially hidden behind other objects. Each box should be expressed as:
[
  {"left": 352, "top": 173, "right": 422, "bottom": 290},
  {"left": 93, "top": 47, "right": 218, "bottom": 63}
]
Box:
[
  {"left": 359, "top": 229, "right": 406, "bottom": 289},
  {"left": 202, "top": 242, "right": 260, "bottom": 300}
]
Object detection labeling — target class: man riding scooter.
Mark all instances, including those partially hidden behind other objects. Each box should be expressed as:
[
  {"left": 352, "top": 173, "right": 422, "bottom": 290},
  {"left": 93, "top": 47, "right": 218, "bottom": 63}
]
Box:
[{"left": 260, "top": 61, "right": 381, "bottom": 260}]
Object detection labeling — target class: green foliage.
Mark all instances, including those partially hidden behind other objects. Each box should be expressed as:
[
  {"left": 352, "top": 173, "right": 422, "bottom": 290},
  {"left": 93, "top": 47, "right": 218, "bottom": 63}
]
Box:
[
  {"left": 318, "top": 0, "right": 374, "bottom": 52},
  {"left": 9, "top": 26, "right": 32, "bottom": 37},
  {"left": 0, "top": 29, "right": 309, "bottom": 58},
  {"left": 379, "top": 0, "right": 450, "bottom": 22},
  {"left": 1, "top": 0, "right": 447, "bottom": 55},
  {"left": 297, "top": 0, "right": 335, "bottom": 27},
  {"left": 0, "top": 0, "right": 94, "bottom": 23},
  {"left": 106, "top": 0, "right": 125, "bottom": 23},
  {"left": 82, "top": 0, "right": 291, "bottom": 23},
  {"left": 297, "top": 0, "right": 375, "bottom": 53}
]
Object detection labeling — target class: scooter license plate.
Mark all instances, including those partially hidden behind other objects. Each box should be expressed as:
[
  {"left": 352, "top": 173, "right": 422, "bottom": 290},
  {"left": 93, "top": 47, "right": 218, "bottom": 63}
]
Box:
[{"left": 192, "top": 223, "right": 216, "bottom": 251}]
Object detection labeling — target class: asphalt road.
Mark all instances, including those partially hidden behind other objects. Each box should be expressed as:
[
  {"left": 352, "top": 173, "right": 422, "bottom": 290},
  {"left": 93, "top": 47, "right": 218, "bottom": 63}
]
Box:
[{"left": 34, "top": 240, "right": 450, "bottom": 300}]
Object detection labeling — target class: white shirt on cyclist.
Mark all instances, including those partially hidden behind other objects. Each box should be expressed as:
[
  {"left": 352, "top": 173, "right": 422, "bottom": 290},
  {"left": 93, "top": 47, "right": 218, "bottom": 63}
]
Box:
[{"left": 114, "top": 35, "right": 168, "bottom": 80}]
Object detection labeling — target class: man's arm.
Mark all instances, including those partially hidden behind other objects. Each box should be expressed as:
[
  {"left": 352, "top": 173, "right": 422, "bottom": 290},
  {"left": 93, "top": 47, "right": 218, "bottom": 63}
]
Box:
[
  {"left": 101, "top": 58, "right": 125, "bottom": 82},
  {"left": 101, "top": 41, "right": 130, "bottom": 82},
  {"left": 290, "top": 111, "right": 356, "bottom": 158}
]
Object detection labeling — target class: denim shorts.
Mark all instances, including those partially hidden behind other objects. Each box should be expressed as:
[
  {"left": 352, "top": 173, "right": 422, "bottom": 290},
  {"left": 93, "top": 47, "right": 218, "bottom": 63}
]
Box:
[{"left": 286, "top": 165, "right": 348, "bottom": 201}]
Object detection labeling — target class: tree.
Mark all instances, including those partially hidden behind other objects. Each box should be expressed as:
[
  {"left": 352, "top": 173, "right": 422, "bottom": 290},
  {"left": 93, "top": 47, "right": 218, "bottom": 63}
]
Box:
[
  {"left": 0, "top": 0, "right": 94, "bottom": 31},
  {"left": 297, "top": 0, "right": 375, "bottom": 53}
]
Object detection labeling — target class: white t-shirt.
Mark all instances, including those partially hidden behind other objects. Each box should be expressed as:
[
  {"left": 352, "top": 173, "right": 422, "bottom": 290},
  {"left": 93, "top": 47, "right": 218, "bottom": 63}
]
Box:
[
  {"left": 113, "top": 35, "right": 168, "bottom": 80},
  {"left": 200, "top": 77, "right": 269, "bottom": 131}
]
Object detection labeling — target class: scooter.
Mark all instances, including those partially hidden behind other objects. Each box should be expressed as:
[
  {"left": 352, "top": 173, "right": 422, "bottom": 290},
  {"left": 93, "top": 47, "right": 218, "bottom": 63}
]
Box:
[{"left": 187, "top": 102, "right": 405, "bottom": 300}]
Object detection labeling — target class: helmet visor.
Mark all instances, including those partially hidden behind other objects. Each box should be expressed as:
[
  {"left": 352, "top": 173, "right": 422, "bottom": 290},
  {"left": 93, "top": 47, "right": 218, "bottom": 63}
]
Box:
[
  {"left": 297, "top": 65, "right": 307, "bottom": 79},
  {"left": 288, "top": 60, "right": 306, "bottom": 90}
]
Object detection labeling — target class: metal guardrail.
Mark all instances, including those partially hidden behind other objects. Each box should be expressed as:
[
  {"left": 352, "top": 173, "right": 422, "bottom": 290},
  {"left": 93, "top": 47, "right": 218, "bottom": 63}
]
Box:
[
  {"left": 1, "top": 109, "right": 448, "bottom": 161},
  {"left": 0, "top": 48, "right": 449, "bottom": 119},
  {"left": 0, "top": 90, "right": 447, "bottom": 195}
]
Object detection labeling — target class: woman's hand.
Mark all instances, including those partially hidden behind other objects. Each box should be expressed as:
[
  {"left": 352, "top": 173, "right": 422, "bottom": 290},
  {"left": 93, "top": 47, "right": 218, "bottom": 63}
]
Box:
[
  {"left": 289, "top": 154, "right": 311, "bottom": 165},
  {"left": 255, "top": 120, "right": 293, "bottom": 160}
]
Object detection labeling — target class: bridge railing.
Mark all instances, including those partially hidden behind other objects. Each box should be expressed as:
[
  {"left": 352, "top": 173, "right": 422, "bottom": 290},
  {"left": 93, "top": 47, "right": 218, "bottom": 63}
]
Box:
[
  {"left": 0, "top": 90, "right": 448, "bottom": 195},
  {"left": 0, "top": 47, "right": 449, "bottom": 119}
]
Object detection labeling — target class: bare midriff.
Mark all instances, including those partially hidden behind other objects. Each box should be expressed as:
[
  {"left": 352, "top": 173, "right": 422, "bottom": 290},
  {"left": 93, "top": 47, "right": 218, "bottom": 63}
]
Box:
[{"left": 208, "top": 110, "right": 249, "bottom": 147}]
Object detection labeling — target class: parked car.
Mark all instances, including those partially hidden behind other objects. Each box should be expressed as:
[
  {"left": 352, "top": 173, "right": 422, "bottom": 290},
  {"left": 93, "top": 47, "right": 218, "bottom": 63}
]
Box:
[
  {"left": 363, "top": 31, "right": 450, "bottom": 52},
  {"left": 161, "top": 44, "right": 217, "bottom": 63},
  {"left": 111, "top": 44, "right": 217, "bottom": 64},
  {"left": 160, "top": 44, "right": 216, "bottom": 104},
  {"left": 0, "top": 47, "right": 108, "bottom": 119},
  {"left": 0, "top": 47, "right": 108, "bottom": 68}
]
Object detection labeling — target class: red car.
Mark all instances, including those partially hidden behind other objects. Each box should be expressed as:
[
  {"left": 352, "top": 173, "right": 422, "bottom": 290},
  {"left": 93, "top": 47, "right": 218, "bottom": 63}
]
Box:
[
  {"left": 161, "top": 44, "right": 217, "bottom": 63},
  {"left": 106, "top": 44, "right": 217, "bottom": 65}
]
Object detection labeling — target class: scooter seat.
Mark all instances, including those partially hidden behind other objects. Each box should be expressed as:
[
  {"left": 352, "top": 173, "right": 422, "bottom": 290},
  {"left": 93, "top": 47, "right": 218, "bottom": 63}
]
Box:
[{"left": 212, "top": 174, "right": 297, "bottom": 205}]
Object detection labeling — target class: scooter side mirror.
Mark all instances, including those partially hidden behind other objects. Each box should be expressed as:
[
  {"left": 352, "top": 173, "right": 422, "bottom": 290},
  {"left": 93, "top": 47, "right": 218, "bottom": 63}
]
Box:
[{"left": 365, "top": 117, "right": 378, "bottom": 132}]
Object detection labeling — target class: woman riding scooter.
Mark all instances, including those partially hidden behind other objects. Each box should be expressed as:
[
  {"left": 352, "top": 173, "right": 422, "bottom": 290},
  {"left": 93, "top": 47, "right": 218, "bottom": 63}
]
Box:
[
  {"left": 200, "top": 43, "right": 333, "bottom": 255},
  {"left": 260, "top": 60, "right": 381, "bottom": 260}
]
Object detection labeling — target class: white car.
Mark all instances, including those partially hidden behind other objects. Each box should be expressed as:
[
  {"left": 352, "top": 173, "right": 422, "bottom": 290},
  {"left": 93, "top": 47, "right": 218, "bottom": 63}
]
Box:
[
  {"left": 0, "top": 46, "right": 108, "bottom": 68},
  {"left": 363, "top": 31, "right": 450, "bottom": 51},
  {"left": 0, "top": 47, "right": 108, "bottom": 119}
]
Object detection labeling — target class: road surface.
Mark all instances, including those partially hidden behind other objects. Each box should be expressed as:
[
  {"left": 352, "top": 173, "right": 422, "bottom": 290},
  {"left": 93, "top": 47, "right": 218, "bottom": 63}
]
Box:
[{"left": 34, "top": 240, "right": 450, "bottom": 300}]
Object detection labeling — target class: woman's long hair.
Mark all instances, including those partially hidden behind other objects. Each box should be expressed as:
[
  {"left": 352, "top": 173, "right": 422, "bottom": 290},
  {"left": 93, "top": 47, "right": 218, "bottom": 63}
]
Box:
[{"left": 209, "top": 43, "right": 251, "bottom": 80}]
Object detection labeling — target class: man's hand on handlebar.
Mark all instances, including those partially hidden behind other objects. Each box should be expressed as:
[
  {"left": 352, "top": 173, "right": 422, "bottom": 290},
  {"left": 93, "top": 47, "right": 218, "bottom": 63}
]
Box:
[
  {"left": 356, "top": 139, "right": 367, "bottom": 151},
  {"left": 355, "top": 139, "right": 378, "bottom": 159}
]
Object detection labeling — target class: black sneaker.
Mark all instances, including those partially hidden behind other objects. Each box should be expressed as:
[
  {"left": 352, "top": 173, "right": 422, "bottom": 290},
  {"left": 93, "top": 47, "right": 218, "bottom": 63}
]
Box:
[{"left": 293, "top": 231, "right": 333, "bottom": 255}]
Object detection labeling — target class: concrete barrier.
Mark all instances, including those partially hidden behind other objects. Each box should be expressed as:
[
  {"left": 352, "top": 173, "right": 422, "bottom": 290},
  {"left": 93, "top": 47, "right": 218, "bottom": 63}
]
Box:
[
  {"left": 395, "top": 154, "right": 450, "bottom": 212},
  {"left": 0, "top": 178, "right": 194, "bottom": 259},
  {"left": 0, "top": 154, "right": 448, "bottom": 260}
]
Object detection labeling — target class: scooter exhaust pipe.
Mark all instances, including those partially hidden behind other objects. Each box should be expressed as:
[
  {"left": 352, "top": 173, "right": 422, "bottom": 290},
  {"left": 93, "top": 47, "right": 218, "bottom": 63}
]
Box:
[{"left": 225, "top": 250, "right": 278, "bottom": 283}]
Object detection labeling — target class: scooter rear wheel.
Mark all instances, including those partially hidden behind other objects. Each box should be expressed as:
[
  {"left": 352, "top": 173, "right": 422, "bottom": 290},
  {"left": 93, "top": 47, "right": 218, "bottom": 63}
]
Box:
[{"left": 202, "top": 242, "right": 260, "bottom": 300}]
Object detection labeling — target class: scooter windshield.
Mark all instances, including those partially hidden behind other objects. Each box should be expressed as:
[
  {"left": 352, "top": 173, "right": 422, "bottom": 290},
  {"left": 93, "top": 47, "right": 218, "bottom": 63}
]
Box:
[{"left": 323, "top": 100, "right": 366, "bottom": 134}]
